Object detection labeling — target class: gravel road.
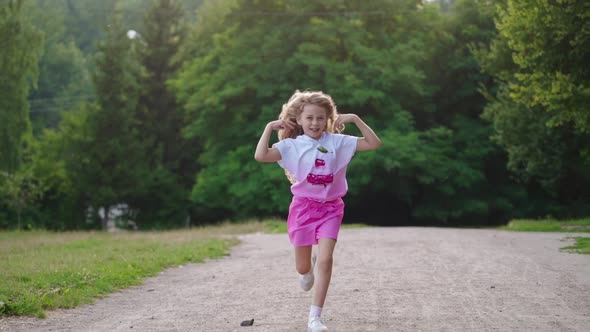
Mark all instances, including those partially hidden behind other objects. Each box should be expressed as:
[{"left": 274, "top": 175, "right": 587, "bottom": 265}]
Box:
[{"left": 1, "top": 227, "right": 589, "bottom": 331}]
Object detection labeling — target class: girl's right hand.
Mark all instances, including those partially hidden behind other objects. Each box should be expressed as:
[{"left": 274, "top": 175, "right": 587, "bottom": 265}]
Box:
[{"left": 269, "top": 119, "right": 296, "bottom": 131}]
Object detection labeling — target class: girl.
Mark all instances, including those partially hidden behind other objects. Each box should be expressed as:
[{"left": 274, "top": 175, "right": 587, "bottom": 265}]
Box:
[{"left": 254, "top": 90, "right": 381, "bottom": 332}]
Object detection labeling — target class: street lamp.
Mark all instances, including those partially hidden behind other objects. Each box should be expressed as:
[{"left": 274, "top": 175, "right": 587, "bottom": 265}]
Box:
[
  {"left": 126, "top": 29, "right": 146, "bottom": 45},
  {"left": 127, "top": 29, "right": 140, "bottom": 40}
]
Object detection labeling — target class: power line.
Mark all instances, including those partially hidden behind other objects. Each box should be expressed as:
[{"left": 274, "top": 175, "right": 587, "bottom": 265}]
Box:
[
  {"left": 28, "top": 95, "right": 94, "bottom": 104},
  {"left": 30, "top": 106, "right": 89, "bottom": 113},
  {"left": 29, "top": 107, "right": 84, "bottom": 114},
  {"left": 225, "top": 10, "right": 393, "bottom": 17},
  {"left": 28, "top": 96, "right": 95, "bottom": 113}
]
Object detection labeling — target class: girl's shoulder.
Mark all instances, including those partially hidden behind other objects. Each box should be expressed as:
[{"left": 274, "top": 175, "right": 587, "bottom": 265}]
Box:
[
  {"left": 283, "top": 136, "right": 304, "bottom": 146},
  {"left": 274, "top": 136, "right": 306, "bottom": 150},
  {"left": 326, "top": 132, "right": 355, "bottom": 138},
  {"left": 325, "top": 132, "right": 357, "bottom": 142}
]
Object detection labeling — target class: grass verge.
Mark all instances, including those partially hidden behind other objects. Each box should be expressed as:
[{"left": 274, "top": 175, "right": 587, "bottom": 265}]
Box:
[
  {"left": 0, "top": 220, "right": 367, "bottom": 317},
  {"left": 499, "top": 218, "right": 590, "bottom": 233},
  {"left": 560, "top": 237, "right": 590, "bottom": 254},
  {"left": 0, "top": 224, "right": 267, "bottom": 318},
  {"left": 499, "top": 217, "right": 590, "bottom": 255}
]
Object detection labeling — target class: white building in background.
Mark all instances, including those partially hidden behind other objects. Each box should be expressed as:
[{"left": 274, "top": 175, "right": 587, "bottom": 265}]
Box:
[{"left": 97, "top": 204, "right": 137, "bottom": 232}]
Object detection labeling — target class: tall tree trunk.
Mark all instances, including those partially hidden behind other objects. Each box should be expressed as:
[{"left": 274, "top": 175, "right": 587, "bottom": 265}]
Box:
[
  {"left": 17, "top": 210, "right": 21, "bottom": 230},
  {"left": 101, "top": 206, "right": 110, "bottom": 231}
]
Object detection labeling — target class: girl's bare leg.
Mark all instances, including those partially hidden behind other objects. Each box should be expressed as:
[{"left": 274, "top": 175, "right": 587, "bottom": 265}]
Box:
[
  {"left": 312, "top": 238, "right": 337, "bottom": 307},
  {"left": 294, "top": 245, "right": 313, "bottom": 274}
]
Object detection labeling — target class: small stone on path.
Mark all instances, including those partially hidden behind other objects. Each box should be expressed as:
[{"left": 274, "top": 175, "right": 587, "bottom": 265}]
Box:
[{"left": 240, "top": 319, "right": 254, "bottom": 326}]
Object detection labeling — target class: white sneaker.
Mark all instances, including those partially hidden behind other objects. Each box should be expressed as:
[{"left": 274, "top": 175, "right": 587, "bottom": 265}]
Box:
[
  {"left": 308, "top": 316, "right": 328, "bottom": 332},
  {"left": 299, "top": 253, "right": 317, "bottom": 291}
]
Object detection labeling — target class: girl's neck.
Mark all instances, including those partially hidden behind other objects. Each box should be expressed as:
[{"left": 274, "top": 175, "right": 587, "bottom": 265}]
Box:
[{"left": 303, "top": 132, "right": 326, "bottom": 140}]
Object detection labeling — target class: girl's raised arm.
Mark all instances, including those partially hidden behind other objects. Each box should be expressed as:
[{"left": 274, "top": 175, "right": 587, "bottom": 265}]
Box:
[
  {"left": 335, "top": 114, "right": 381, "bottom": 151},
  {"left": 254, "top": 120, "right": 294, "bottom": 162}
]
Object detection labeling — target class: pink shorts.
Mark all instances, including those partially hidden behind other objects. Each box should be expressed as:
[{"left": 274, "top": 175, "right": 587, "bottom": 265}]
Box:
[{"left": 287, "top": 197, "right": 345, "bottom": 246}]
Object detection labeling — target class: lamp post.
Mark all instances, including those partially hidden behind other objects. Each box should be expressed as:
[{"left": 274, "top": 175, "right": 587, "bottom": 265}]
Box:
[{"left": 126, "top": 29, "right": 146, "bottom": 45}]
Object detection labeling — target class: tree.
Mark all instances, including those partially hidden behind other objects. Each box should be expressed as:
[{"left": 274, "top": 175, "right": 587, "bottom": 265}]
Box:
[
  {"left": 128, "top": 0, "right": 200, "bottom": 228},
  {"left": 0, "top": 0, "right": 44, "bottom": 173},
  {"left": 21, "top": 105, "right": 96, "bottom": 230},
  {"left": 401, "top": 0, "right": 522, "bottom": 224},
  {"left": 475, "top": 0, "right": 590, "bottom": 217},
  {"left": 61, "top": 0, "right": 118, "bottom": 53},
  {"left": 0, "top": 166, "right": 43, "bottom": 230},
  {"left": 172, "top": 0, "right": 516, "bottom": 225},
  {"left": 66, "top": 16, "right": 147, "bottom": 230},
  {"left": 496, "top": 0, "right": 590, "bottom": 133},
  {"left": 23, "top": 0, "right": 93, "bottom": 135}
]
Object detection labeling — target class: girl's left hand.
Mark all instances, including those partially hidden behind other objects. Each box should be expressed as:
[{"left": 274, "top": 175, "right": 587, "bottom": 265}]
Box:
[{"left": 334, "top": 114, "right": 358, "bottom": 131}]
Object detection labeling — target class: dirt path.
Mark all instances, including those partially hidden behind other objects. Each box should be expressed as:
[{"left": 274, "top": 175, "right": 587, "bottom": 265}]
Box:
[{"left": 2, "top": 227, "right": 590, "bottom": 331}]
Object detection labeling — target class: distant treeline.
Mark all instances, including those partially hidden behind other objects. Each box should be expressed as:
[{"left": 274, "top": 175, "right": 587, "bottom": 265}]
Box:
[{"left": 1, "top": 0, "right": 588, "bottom": 230}]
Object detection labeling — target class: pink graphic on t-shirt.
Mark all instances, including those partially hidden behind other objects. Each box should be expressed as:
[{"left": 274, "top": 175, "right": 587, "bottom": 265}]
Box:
[
  {"left": 307, "top": 173, "right": 334, "bottom": 187},
  {"left": 315, "top": 159, "right": 325, "bottom": 167}
]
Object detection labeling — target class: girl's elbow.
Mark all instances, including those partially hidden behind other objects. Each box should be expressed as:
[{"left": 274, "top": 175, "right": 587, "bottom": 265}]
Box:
[
  {"left": 254, "top": 152, "right": 264, "bottom": 162},
  {"left": 255, "top": 151, "right": 273, "bottom": 162},
  {"left": 370, "top": 138, "right": 382, "bottom": 150}
]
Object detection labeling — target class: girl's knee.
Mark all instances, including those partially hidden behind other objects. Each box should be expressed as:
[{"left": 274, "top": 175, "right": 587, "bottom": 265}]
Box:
[{"left": 296, "top": 261, "right": 312, "bottom": 275}]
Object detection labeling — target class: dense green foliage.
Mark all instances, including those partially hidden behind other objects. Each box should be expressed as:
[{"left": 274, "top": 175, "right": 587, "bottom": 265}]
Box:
[
  {"left": 128, "top": 0, "right": 201, "bottom": 228},
  {"left": 72, "top": 16, "right": 147, "bottom": 230},
  {"left": 0, "top": 0, "right": 587, "bottom": 229},
  {"left": 22, "top": 1, "right": 94, "bottom": 135},
  {"left": 0, "top": 0, "right": 43, "bottom": 173},
  {"left": 172, "top": 0, "right": 519, "bottom": 225},
  {"left": 474, "top": 0, "right": 590, "bottom": 217}
]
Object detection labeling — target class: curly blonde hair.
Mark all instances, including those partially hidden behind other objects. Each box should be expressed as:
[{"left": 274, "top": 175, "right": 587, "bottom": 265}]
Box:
[
  {"left": 278, "top": 90, "right": 342, "bottom": 184},
  {"left": 278, "top": 90, "right": 341, "bottom": 140}
]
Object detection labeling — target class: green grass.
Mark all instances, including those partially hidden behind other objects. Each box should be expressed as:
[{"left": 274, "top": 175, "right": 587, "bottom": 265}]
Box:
[
  {"left": 0, "top": 222, "right": 270, "bottom": 318},
  {"left": 499, "top": 217, "right": 590, "bottom": 255},
  {"left": 499, "top": 217, "right": 590, "bottom": 233},
  {"left": 263, "top": 220, "right": 289, "bottom": 234},
  {"left": 560, "top": 237, "right": 590, "bottom": 254},
  {"left": 0, "top": 220, "right": 369, "bottom": 317}
]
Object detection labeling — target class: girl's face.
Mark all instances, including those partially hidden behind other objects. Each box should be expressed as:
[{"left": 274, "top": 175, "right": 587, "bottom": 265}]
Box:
[{"left": 297, "top": 104, "right": 328, "bottom": 140}]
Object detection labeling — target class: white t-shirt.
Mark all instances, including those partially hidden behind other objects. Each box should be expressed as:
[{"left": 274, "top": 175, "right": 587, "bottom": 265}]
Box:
[{"left": 273, "top": 132, "right": 358, "bottom": 202}]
